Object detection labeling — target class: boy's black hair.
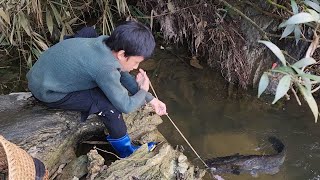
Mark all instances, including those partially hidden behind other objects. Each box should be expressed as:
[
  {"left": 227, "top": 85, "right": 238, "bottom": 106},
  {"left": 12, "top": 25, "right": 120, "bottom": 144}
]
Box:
[{"left": 105, "top": 21, "right": 155, "bottom": 59}]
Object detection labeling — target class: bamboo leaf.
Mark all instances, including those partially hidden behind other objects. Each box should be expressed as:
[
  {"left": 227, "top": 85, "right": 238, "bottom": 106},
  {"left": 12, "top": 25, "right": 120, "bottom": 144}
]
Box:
[
  {"left": 279, "top": 12, "right": 316, "bottom": 27},
  {"left": 46, "top": 8, "right": 54, "bottom": 35},
  {"left": 50, "top": 3, "right": 62, "bottom": 27},
  {"left": 292, "top": 57, "right": 316, "bottom": 68},
  {"left": 272, "top": 75, "right": 291, "bottom": 104},
  {"left": 271, "top": 66, "right": 295, "bottom": 74},
  {"left": 307, "top": 8, "right": 320, "bottom": 20},
  {"left": 60, "top": 25, "right": 66, "bottom": 41},
  {"left": 33, "top": 37, "right": 48, "bottom": 51},
  {"left": 9, "top": 15, "right": 17, "bottom": 44},
  {"left": 18, "top": 12, "right": 31, "bottom": 36},
  {"left": 299, "top": 73, "right": 320, "bottom": 82},
  {"left": 294, "top": 25, "right": 301, "bottom": 44},
  {"left": 298, "top": 84, "right": 319, "bottom": 122},
  {"left": 291, "top": 65, "right": 305, "bottom": 74},
  {"left": 0, "top": 8, "right": 10, "bottom": 25},
  {"left": 281, "top": 24, "right": 295, "bottom": 39},
  {"left": 258, "top": 40, "right": 286, "bottom": 66},
  {"left": 27, "top": 54, "right": 32, "bottom": 69},
  {"left": 305, "top": 0, "right": 320, "bottom": 12},
  {"left": 291, "top": 0, "right": 299, "bottom": 14},
  {"left": 303, "top": 77, "right": 312, "bottom": 92},
  {"left": 68, "top": 17, "right": 78, "bottom": 25},
  {"left": 258, "top": 73, "right": 269, "bottom": 97},
  {"left": 311, "top": 0, "right": 319, "bottom": 5}
]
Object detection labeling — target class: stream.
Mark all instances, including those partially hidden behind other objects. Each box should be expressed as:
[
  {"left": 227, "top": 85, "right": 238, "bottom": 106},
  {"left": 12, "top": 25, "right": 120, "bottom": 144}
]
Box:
[
  {"left": 146, "top": 47, "right": 320, "bottom": 180},
  {"left": 1, "top": 45, "right": 320, "bottom": 179}
]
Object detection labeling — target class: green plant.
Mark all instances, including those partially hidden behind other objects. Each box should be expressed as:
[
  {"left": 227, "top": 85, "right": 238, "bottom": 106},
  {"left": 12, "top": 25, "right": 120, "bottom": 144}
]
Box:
[
  {"left": 258, "top": 0, "right": 320, "bottom": 122},
  {"left": 0, "top": 0, "right": 132, "bottom": 69}
]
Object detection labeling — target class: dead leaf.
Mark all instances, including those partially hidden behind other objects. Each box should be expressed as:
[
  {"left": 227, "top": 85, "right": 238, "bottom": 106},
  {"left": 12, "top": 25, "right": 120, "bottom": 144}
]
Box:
[{"left": 190, "top": 56, "right": 203, "bottom": 69}]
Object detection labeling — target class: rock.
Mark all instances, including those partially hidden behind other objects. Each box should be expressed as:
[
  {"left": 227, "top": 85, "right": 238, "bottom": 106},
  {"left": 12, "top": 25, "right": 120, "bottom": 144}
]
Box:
[
  {"left": 178, "top": 162, "right": 188, "bottom": 169},
  {"left": 178, "top": 154, "right": 187, "bottom": 163},
  {"left": 59, "top": 155, "right": 88, "bottom": 180},
  {"left": 0, "top": 93, "right": 206, "bottom": 179},
  {"left": 87, "top": 150, "right": 105, "bottom": 180}
]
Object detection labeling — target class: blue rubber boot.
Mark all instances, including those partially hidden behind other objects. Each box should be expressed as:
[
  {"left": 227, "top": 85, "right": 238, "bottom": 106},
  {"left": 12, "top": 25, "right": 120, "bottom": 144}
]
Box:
[{"left": 106, "top": 134, "right": 156, "bottom": 158}]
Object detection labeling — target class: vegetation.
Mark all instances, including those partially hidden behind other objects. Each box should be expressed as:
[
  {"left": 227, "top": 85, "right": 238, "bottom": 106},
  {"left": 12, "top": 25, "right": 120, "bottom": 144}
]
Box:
[
  {"left": 0, "top": 0, "right": 134, "bottom": 68},
  {"left": 1, "top": 0, "right": 320, "bottom": 122},
  {"left": 0, "top": 0, "right": 151, "bottom": 93},
  {"left": 258, "top": 0, "right": 320, "bottom": 122}
]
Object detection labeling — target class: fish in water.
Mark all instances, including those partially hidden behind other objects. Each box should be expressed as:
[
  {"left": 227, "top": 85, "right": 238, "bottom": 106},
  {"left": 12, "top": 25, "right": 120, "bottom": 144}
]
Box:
[{"left": 205, "top": 136, "right": 286, "bottom": 177}]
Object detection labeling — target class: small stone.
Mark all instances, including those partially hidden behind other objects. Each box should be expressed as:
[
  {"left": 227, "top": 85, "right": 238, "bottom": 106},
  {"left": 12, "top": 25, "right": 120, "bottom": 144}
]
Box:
[
  {"left": 177, "top": 166, "right": 187, "bottom": 174},
  {"left": 178, "top": 154, "right": 187, "bottom": 163},
  {"left": 178, "top": 162, "right": 188, "bottom": 169}
]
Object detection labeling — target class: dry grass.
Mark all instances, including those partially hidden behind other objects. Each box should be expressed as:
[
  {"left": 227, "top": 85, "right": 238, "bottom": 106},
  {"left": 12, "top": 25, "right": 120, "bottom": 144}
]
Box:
[
  {"left": 142, "top": 0, "right": 250, "bottom": 88},
  {"left": 0, "top": 0, "right": 132, "bottom": 69}
]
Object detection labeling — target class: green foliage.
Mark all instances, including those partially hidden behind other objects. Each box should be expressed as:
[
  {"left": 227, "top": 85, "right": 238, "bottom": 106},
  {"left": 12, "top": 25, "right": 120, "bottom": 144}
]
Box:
[
  {"left": 258, "top": 73, "right": 269, "bottom": 98},
  {"left": 279, "top": 0, "right": 320, "bottom": 42},
  {"left": 258, "top": 0, "right": 320, "bottom": 122},
  {"left": 258, "top": 40, "right": 286, "bottom": 66},
  {"left": 0, "top": 0, "right": 134, "bottom": 69},
  {"left": 258, "top": 40, "right": 320, "bottom": 122},
  {"left": 272, "top": 75, "right": 291, "bottom": 104}
]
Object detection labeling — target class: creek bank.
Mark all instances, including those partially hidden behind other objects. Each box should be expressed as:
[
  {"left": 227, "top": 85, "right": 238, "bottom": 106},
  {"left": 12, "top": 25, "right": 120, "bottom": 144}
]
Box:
[{"left": 0, "top": 92, "right": 206, "bottom": 179}]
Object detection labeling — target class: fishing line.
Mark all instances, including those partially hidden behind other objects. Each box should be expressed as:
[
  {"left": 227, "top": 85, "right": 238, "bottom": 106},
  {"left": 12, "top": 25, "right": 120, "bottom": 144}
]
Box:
[{"left": 149, "top": 82, "right": 209, "bottom": 168}]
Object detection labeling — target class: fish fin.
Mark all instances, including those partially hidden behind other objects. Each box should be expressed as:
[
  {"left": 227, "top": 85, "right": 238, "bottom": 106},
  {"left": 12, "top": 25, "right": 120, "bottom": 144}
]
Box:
[{"left": 250, "top": 170, "right": 259, "bottom": 177}]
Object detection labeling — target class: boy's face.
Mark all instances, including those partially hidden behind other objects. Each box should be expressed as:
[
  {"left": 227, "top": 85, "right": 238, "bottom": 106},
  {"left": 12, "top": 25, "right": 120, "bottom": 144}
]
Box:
[
  {"left": 120, "top": 56, "right": 144, "bottom": 72},
  {"left": 114, "top": 50, "right": 144, "bottom": 72}
]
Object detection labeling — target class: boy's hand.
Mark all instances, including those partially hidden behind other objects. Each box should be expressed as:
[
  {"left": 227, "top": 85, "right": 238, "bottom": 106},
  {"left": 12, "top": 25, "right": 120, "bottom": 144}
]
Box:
[
  {"left": 150, "top": 98, "right": 167, "bottom": 116},
  {"left": 136, "top": 69, "right": 150, "bottom": 91}
]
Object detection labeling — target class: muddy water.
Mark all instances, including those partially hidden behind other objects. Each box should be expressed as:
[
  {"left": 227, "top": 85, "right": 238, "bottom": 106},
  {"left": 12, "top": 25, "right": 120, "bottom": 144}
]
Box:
[
  {"left": 2, "top": 46, "right": 320, "bottom": 179},
  {"left": 145, "top": 48, "right": 320, "bottom": 180}
]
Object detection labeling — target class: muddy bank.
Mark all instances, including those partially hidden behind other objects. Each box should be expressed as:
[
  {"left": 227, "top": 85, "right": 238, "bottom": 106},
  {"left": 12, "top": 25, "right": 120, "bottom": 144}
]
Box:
[{"left": 0, "top": 92, "right": 205, "bottom": 179}]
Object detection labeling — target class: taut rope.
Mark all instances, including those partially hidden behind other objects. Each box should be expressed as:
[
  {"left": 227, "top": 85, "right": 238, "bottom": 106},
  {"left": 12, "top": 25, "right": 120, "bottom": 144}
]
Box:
[{"left": 149, "top": 82, "right": 209, "bottom": 168}]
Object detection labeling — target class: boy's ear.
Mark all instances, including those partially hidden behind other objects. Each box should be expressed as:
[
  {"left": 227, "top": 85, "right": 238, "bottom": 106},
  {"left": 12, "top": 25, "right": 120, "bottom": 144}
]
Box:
[{"left": 116, "top": 50, "right": 127, "bottom": 61}]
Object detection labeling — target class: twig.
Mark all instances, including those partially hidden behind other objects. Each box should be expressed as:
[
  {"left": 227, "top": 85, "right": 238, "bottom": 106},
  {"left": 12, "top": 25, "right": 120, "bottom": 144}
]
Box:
[
  {"left": 311, "top": 85, "right": 320, "bottom": 93},
  {"left": 134, "top": 3, "right": 205, "bottom": 19},
  {"left": 291, "top": 87, "right": 301, "bottom": 105},
  {"left": 217, "top": 0, "right": 312, "bottom": 42},
  {"left": 266, "top": 0, "right": 293, "bottom": 15},
  {"left": 94, "top": 146, "right": 122, "bottom": 159},
  {"left": 217, "top": 0, "right": 269, "bottom": 40},
  {"left": 282, "top": 51, "right": 299, "bottom": 62},
  {"left": 82, "top": 141, "right": 110, "bottom": 145},
  {"left": 244, "top": 1, "right": 286, "bottom": 20},
  {"left": 0, "top": 66, "right": 10, "bottom": 69}
]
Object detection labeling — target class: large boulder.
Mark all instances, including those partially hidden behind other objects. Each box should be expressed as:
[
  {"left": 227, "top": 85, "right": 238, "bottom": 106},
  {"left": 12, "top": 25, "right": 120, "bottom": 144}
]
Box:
[{"left": 0, "top": 92, "right": 205, "bottom": 179}]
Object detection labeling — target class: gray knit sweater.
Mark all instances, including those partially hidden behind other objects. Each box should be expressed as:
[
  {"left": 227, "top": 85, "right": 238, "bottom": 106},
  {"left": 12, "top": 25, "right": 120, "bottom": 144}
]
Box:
[{"left": 27, "top": 35, "right": 154, "bottom": 113}]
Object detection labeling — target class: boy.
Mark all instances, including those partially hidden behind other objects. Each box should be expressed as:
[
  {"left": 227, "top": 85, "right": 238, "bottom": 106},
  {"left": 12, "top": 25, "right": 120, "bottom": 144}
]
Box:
[{"left": 27, "top": 21, "right": 167, "bottom": 158}]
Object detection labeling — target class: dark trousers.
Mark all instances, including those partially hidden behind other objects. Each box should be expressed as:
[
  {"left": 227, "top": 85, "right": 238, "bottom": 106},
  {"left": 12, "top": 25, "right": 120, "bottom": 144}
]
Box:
[{"left": 44, "top": 88, "right": 127, "bottom": 139}]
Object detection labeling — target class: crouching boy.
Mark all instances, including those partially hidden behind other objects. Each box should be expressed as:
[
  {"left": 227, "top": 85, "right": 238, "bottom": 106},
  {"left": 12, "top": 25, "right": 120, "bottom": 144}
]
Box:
[{"left": 27, "top": 21, "right": 167, "bottom": 158}]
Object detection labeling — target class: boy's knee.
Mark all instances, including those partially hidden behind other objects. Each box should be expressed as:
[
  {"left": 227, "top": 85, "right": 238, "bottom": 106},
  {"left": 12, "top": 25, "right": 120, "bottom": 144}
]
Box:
[{"left": 97, "top": 108, "right": 122, "bottom": 120}]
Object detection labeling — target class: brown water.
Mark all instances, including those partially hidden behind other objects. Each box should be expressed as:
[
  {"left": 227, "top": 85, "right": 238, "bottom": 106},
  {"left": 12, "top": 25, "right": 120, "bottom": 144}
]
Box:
[
  {"left": 146, "top": 48, "right": 320, "bottom": 180},
  {"left": 2, "top": 46, "right": 320, "bottom": 179}
]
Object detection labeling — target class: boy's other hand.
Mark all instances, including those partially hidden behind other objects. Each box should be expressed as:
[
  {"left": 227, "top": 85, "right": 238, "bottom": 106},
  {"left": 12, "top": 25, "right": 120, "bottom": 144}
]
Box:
[
  {"left": 150, "top": 98, "right": 167, "bottom": 116},
  {"left": 136, "top": 69, "right": 150, "bottom": 91}
]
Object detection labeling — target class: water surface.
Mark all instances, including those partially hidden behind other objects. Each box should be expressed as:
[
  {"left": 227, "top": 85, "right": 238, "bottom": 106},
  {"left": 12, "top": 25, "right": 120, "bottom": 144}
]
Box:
[{"left": 146, "top": 48, "right": 320, "bottom": 180}]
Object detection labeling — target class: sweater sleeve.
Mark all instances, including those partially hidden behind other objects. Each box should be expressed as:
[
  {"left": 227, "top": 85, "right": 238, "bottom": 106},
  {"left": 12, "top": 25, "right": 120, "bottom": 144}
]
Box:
[
  {"left": 96, "top": 68, "right": 148, "bottom": 113},
  {"left": 120, "top": 71, "right": 154, "bottom": 103}
]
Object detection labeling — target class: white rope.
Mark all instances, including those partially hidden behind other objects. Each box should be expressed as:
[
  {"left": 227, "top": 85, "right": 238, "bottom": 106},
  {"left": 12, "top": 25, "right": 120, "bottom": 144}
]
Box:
[{"left": 149, "top": 82, "right": 209, "bottom": 168}]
